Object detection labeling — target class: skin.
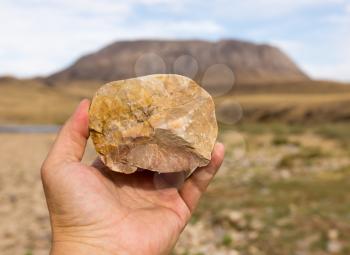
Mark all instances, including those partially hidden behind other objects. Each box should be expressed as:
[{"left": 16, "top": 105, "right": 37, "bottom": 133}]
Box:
[{"left": 41, "top": 99, "right": 225, "bottom": 255}]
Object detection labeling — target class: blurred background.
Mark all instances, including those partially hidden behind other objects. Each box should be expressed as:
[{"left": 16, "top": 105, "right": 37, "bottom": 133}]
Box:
[{"left": 1, "top": 1, "right": 350, "bottom": 254}]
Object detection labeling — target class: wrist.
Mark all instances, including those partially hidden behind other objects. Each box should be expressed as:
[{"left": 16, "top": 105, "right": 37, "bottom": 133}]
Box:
[
  {"left": 50, "top": 226, "right": 121, "bottom": 255},
  {"left": 51, "top": 240, "right": 113, "bottom": 255}
]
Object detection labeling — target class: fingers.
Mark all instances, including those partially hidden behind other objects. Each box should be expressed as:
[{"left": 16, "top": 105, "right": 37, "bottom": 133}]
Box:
[
  {"left": 179, "top": 143, "right": 225, "bottom": 214},
  {"left": 45, "top": 99, "right": 90, "bottom": 166}
]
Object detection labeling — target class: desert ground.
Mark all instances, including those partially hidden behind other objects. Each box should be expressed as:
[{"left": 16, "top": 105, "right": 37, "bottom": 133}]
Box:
[{"left": 2, "top": 122, "right": 350, "bottom": 255}]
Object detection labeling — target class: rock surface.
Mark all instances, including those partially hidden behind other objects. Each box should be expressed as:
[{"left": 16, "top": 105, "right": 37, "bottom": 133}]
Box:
[{"left": 89, "top": 74, "right": 218, "bottom": 174}]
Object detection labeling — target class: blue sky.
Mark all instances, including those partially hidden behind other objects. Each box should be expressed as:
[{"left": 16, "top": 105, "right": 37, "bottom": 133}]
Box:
[{"left": 0, "top": 0, "right": 349, "bottom": 81}]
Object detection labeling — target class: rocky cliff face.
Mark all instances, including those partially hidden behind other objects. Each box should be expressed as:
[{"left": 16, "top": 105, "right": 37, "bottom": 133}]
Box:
[{"left": 48, "top": 39, "right": 308, "bottom": 86}]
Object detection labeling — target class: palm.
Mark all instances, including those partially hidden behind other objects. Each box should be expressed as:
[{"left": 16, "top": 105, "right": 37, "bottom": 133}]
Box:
[{"left": 46, "top": 160, "right": 191, "bottom": 254}]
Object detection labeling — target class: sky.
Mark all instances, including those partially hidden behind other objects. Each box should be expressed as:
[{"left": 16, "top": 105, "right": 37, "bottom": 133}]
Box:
[{"left": 0, "top": 0, "right": 349, "bottom": 81}]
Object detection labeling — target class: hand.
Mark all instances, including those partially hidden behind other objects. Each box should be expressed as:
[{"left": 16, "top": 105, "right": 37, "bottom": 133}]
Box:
[{"left": 41, "top": 99, "right": 225, "bottom": 255}]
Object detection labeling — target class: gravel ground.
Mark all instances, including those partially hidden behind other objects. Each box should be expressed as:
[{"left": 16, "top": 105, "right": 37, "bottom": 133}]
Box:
[
  {"left": 1, "top": 129, "right": 350, "bottom": 255},
  {"left": 0, "top": 133, "right": 97, "bottom": 255},
  {"left": 0, "top": 133, "right": 54, "bottom": 255}
]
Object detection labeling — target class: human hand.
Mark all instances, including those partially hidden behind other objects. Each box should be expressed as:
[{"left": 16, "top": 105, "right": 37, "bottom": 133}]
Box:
[{"left": 41, "top": 99, "right": 225, "bottom": 255}]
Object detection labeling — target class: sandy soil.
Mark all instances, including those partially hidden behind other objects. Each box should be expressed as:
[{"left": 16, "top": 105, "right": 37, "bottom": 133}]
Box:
[
  {"left": 0, "top": 133, "right": 97, "bottom": 255},
  {"left": 0, "top": 133, "right": 52, "bottom": 255}
]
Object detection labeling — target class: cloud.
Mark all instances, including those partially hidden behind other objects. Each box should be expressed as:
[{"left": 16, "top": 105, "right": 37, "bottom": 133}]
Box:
[
  {"left": 270, "top": 40, "right": 305, "bottom": 55},
  {"left": 0, "top": 0, "right": 224, "bottom": 77},
  {"left": 299, "top": 30, "right": 350, "bottom": 81},
  {"left": 136, "top": 20, "right": 225, "bottom": 37},
  {"left": 23, "top": 0, "right": 132, "bottom": 16},
  {"left": 0, "top": 1, "right": 131, "bottom": 76},
  {"left": 174, "top": 0, "right": 347, "bottom": 21},
  {"left": 0, "top": 0, "right": 349, "bottom": 81},
  {"left": 304, "top": 61, "right": 350, "bottom": 82},
  {"left": 346, "top": 3, "right": 350, "bottom": 12}
]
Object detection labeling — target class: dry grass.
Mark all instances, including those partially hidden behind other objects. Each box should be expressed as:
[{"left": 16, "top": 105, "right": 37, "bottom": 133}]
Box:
[
  {"left": 217, "top": 92, "right": 350, "bottom": 123},
  {"left": 230, "top": 93, "right": 350, "bottom": 104},
  {"left": 1, "top": 79, "right": 350, "bottom": 124},
  {"left": 0, "top": 79, "right": 100, "bottom": 124}
]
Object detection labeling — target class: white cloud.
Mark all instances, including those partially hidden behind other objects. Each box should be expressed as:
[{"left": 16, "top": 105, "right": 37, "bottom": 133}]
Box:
[
  {"left": 0, "top": 0, "right": 224, "bottom": 77},
  {"left": 190, "top": 0, "right": 347, "bottom": 20},
  {"left": 52, "top": 0, "right": 131, "bottom": 15},
  {"left": 303, "top": 61, "right": 350, "bottom": 82},
  {"left": 270, "top": 40, "right": 305, "bottom": 55},
  {"left": 0, "top": 1, "right": 131, "bottom": 76},
  {"left": 272, "top": 27, "right": 350, "bottom": 82},
  {"left": 0, "top": 0, "right": 349, "bottom": 81},
  {"left": 138, "top": 21, "right": 225, "bottom": 36},
  {"left": 246, "top": 9, "right": 350, "bottom": 82},
  {"left": 133, "top": 0, "right": 182, "bottom": 6},
  {"left": 298, "top": 30, "right": 350, "bottom": 81}
]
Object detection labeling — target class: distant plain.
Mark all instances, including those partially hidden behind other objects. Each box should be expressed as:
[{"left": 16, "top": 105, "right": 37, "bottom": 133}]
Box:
[{"left": 2, "top": 78, "right": 350, "bottom": 124}]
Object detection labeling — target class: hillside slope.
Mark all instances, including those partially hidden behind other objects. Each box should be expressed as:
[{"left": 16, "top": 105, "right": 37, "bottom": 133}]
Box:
[{"left": 48, "top": 39, "right": 308, "bottom": 85}]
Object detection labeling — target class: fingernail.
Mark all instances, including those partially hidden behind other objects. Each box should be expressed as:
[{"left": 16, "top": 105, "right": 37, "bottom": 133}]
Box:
[
  {"left": 75, "top": 99, "right": 90, "bottom": 113},
  {"left": 79, "top": 98, "right": 90, "bottom": 108}
]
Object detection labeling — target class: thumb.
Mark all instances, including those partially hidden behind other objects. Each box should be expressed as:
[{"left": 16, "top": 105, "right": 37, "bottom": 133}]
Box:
[{"left": 45, "top": 99, "right": 90, "bottom": 166}]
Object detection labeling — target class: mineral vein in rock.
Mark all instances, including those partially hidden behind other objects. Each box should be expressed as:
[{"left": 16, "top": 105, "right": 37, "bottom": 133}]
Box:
[{"left": 89, "top": 74, "right": 218, "bottom": 174}]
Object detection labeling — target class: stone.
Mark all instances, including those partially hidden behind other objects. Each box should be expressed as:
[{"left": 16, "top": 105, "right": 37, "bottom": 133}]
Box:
[
  {"left": 327, "top": 240, "right": 342, "bottom": 253},
  {"left": 89, "top": 74, "right": 218, "bottom": 174}
]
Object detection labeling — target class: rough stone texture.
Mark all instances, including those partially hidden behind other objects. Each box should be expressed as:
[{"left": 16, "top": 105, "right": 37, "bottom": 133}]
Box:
[{"left": 89, "top": 74, "right": 218, "bottom": 174}]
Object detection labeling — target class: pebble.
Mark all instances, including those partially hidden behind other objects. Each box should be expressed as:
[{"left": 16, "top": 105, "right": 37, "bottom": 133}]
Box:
[{"left": 327, "top": 240, "right": 342, "bottom": 253}]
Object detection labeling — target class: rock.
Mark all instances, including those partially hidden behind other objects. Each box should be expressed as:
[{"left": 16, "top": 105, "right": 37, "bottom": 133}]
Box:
[
  {"left": 248, "top": 246, "right": 262, "bottom": 255},
  {"left": 247, "top": 231, "right": 259, "bottom": 240},
  {"left": 327, "top": 240, "right": 342, "bottom": 253},
  {"left": 89, "top": 74, "right": 218, "bottom": 174},
  {"left": 250, "top": 218, "right": 264, "bottom": 230},
  {"left": 328, "top": 229, "right": 339, "bottom": 240},
  {"left": 225, "top": 210, "right": 244, "bottom": 224},
  {"left": 296, "top": 234, "right": 319, "bottom": 250}
]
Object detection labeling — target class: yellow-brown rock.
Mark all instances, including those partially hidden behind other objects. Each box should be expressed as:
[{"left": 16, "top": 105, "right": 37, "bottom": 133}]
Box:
[{"left": 89, "top": 74, "right": 218, "bottom": 174}]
